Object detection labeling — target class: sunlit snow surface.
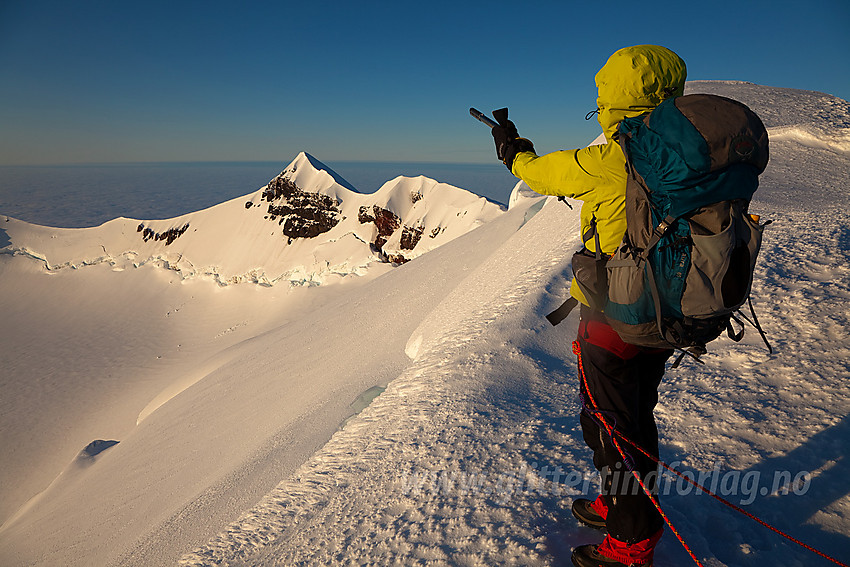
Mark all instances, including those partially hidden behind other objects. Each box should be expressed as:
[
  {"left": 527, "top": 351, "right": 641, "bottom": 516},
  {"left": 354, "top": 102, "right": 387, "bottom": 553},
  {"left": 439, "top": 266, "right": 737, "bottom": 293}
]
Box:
[{"left": 1, "top": 82, "right": 849, "bottom": 566}]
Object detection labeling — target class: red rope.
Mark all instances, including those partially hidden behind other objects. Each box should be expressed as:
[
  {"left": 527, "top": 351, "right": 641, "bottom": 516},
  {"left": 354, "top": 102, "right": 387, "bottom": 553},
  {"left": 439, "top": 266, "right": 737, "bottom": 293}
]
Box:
[
  {"left": 573, "top": 340, "right": 704, "bottom": 567},
  {"left": 572, "top": 339, "right": 849, "bottom": 567},
  {"left": 614, "top": 407, "right": 849, "bottom": 567}
]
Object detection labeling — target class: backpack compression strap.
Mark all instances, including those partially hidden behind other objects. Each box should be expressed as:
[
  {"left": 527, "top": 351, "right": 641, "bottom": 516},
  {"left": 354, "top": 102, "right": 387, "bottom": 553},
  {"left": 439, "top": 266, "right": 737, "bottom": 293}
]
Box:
[
  {"left": 640, "top": 214, "right": 677, "bottom": 262},
  {"left": 546, "top": 296, "right": 579, "bottom": 326}
]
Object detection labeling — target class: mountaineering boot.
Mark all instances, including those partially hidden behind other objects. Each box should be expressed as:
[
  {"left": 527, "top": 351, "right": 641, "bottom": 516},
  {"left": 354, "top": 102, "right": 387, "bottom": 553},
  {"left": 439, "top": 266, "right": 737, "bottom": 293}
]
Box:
[
  {"left": 571, "top": 543, "right": 650, "bottom": 567},
  {"left": 571, "top": 496, "right": 608, "bottom": 530},
  {"left": 572, "top": 530, "right": 663, "bottom": 567}
]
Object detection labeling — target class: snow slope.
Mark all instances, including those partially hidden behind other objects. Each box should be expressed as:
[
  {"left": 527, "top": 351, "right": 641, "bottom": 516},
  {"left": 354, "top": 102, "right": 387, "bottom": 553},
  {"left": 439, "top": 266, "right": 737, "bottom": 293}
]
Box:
[
  {"left": 0, "top": 155, "right": 507, "bottom": 565},
  {"left": 180, "top": 83, "right": 850, "bottom": 567},
  {"left": 1, "top": 82, "right": 849, "bottom": 567}
]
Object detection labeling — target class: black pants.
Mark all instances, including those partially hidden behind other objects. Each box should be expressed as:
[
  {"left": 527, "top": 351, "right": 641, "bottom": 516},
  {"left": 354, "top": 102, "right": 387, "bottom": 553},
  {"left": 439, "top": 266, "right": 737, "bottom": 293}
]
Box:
[{"left": 577, "top": 310, "right": 672, "bottom": 544}]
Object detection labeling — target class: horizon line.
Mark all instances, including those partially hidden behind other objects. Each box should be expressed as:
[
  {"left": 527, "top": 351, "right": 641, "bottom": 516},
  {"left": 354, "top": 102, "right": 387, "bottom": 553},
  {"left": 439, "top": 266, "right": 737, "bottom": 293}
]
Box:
[{"left": 0, "top": 158, "right": 499, "bottom": 168}]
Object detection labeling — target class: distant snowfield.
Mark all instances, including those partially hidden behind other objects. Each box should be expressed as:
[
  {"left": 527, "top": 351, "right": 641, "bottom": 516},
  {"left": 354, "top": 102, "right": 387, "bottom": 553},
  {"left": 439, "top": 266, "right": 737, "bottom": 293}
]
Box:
[{"left": 1, "top": 82, "right": 849, "bottom": 566}]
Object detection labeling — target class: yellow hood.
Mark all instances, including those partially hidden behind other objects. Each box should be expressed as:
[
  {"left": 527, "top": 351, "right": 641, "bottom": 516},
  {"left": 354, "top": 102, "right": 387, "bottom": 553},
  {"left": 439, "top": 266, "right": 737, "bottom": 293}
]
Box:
[{"left": 595, "top": 45, "right": 687, "bottom": 139}]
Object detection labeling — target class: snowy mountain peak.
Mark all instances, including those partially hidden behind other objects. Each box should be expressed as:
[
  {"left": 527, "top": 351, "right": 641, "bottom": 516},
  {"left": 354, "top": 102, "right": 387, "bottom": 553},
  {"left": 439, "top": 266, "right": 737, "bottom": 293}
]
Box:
[
  {"left": 282, "top": 151, "right": 360, "bottom": 195},
  {"left": 249, "top": 158, "right": 505, "bottom": 269},
  {"left": 1, "top": 153, "right": 506, "bottom": 286}
]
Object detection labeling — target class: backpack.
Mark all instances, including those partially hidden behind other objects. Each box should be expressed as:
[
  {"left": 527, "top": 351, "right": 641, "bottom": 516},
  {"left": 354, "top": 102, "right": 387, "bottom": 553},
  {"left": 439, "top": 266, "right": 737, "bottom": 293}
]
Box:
[
  {"left": 547, "top": 93, "right": 772, "bottom": 364},
  {"left": 603, "top": 93, "right": 771, "bottom": 361}
]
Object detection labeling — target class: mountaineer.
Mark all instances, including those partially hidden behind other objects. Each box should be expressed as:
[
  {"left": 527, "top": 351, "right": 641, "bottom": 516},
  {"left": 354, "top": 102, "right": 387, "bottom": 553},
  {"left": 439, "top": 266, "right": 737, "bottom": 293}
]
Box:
[{"left": 491, "top": 45, "right": 688, "bottom": 567}]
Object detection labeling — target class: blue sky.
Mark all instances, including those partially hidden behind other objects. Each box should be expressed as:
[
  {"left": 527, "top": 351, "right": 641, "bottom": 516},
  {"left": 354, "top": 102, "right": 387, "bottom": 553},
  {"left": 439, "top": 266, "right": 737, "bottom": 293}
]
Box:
[{"left": 1, "top": 0, "right": 848, "bottom": 166}]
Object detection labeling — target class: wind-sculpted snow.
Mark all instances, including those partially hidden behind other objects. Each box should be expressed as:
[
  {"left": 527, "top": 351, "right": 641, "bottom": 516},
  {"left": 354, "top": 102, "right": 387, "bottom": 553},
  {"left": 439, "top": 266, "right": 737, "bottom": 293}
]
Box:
[
  {"left": 178, "top": 195, "right": 582, "bottom": 567},
  {"left": 2, "top": 83, "right": 850, "bottom": 567},
  {"left": 179, "top": 83, "right": 850, "bottom": 566},
  {"left": 766, "top": 124, "right": 850, "bottom": 153}
]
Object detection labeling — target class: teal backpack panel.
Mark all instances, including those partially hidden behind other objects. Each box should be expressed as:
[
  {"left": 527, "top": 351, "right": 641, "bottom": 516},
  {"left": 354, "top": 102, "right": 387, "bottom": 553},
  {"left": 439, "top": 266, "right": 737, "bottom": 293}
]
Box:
[{"left": 602, "top": 94, "right": 769, "bottom": 351}]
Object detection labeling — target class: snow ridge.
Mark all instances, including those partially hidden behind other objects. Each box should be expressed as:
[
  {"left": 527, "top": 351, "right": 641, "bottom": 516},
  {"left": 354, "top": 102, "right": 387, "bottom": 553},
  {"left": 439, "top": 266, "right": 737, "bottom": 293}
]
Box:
[
  {"left": 180, "top": 83, "right": 850, "bottom": 566},
  {"left": 178, "top": 197, "right": 584, "bottom": 566},
  {"left": 0, "top": 152, "right": 504, "bottom": 287}
]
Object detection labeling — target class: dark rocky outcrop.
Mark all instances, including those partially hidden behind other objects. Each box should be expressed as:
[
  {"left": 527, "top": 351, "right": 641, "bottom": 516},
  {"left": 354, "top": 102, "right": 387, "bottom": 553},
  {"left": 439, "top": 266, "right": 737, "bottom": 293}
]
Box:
[
  {"left": 137, "top": 222, "right": 190, "bottom": 245},
  {"left": 357, "top": 205, "right": 427, "bottom": 263},
  {"left": 400, "top": 225, "right": 423, "bottom": 250},
  {"left": 358, "top": 205, "right": 400, "bottom": 251},
  {"left": 250, "top": 169, "right": 454, "bottom": 264},
  {"left": 262, "top": 175, "right": 342, "bottom": 241},
  {"left": 384, "top": 252, "right": 409, "bottom": 265}
]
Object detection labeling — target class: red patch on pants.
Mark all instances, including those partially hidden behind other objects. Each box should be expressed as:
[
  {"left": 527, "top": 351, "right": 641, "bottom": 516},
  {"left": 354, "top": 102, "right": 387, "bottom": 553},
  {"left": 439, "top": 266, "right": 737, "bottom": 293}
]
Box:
[{"left": 578, "top": 317, "right": 643, "bottom": 360}]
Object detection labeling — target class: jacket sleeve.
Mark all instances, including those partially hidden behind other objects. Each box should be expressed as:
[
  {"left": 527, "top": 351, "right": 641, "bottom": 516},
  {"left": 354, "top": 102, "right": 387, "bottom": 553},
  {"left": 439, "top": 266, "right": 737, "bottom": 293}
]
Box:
[{"left": 510, "top": 143, "right": 616, "bottom": 201}]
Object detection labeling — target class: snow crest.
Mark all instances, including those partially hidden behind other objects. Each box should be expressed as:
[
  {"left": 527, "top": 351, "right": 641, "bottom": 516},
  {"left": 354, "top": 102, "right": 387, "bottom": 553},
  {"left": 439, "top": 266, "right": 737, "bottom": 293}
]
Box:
[
  {"left": 0, "top": 152, "right": 504, "bottom": 287},
  {"left": 178, "top": 197, "right": 583, "bottom": 566},
  {"left": 180, "top": 83, "right": 850, "bottom": 566}
]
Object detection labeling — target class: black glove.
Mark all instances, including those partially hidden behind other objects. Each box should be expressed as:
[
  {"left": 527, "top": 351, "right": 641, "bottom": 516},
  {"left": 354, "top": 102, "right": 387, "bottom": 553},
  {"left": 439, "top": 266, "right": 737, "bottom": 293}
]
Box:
[{"left": 491, "top": 107, "right": 534, "bottom": 170}]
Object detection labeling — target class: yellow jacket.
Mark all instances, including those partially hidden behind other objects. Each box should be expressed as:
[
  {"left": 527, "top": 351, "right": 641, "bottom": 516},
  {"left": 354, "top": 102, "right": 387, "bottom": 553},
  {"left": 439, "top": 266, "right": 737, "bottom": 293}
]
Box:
[{"left": 511, "top": 45, "right": 686, "bottom": 306}]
